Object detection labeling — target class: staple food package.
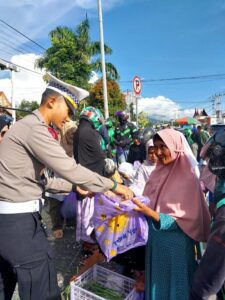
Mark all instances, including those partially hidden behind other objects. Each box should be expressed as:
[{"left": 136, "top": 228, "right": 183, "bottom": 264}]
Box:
[{"left": 93, "top": 193, "right": 150, "bottom": 261}]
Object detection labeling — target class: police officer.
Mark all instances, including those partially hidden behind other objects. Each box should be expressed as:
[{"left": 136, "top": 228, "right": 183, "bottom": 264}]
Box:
[{"left": 0, "top": 73, "right": 133, "bottom": 300}]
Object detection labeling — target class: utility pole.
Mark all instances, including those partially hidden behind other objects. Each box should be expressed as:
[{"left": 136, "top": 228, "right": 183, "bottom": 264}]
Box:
[
  {"left": 135, "top": 95, "right": 139, "bottom": 128},
  {"left": 210, "top": 93, "right": 224, "bottom": 123},
  {"left": 11, "top": 69, "right": 16, "bottom": 122},
  {"left": 0, "top": 59, "right": 19, "bottom": 123},
  {"left": 97, "top": 0, "right": 109, "bottom": 119}
]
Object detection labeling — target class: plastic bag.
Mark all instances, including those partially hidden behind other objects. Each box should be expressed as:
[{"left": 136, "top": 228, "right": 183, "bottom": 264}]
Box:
[
  {"left": 93, "top": 193, "right": 150, "bottom": 261},
  {"left": 60, "top": 192, "right": 76, "bottom": 219}
]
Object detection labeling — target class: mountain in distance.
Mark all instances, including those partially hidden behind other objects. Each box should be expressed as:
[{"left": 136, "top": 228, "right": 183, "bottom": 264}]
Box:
[{"left": 148, "top": 115, "right": 169, "bottom": 124}]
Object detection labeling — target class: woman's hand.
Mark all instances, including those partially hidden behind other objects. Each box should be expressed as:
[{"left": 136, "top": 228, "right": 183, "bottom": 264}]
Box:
[
  {"left": 132, "top": 198, "right": 160, "bottom": 222},
  {"left": 114, "top": 183, "right": 134, "bottom": 200},
  {"left": 76, "top": 186, "right": 94, "bottom": 198}
]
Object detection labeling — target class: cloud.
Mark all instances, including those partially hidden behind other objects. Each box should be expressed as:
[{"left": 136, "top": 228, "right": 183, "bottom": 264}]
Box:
[
  {"left": 0, "top": 54, "right": 46, "bottom": 105},
  {"left": 75, "top": 0, "right": 125, "bottom": 10},
  {"left": 0, "top": 1, "right": 78, "bottom": 41},
  {"left": 181, "top": 108, "right": 195, "bottom": 118},
  {"left": 0, "top": 54, "right": 195, "bottom": 121},
  {"left": 89, "top": 71, "right": 99, "bottom": 84},
  {"left": 0, "top": 0, "right": 125, "bottom": 44},
  {"left": 137, "top": 95, "right": 194, "bottom": 120},
  {"left": 1, "top": 0, "right": 124, "bottom": 9}
]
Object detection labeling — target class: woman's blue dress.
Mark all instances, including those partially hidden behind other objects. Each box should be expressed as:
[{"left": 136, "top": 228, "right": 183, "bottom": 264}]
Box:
[{"left": 145, "top": 213, "right": 197, "bottom": 300}]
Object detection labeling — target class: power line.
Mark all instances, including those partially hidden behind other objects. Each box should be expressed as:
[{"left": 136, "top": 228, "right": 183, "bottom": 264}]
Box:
[
  {"left": 0, "top": 39, "right": 29, "bottom": 56},
  {"left": 177, "top": 98, "right": 210, "bottom": 103},
  {"left": 0, "top": 18, "right": 47, "bottom": 52},
  {"left": 143, "top": 78, "right": 225, "bottom": 86},
  {"left": 120, "top": 73, "right": 225, "bottom": 83},
  {"left": 0, "top": 48, "right": 20, "bottom": 60},
  {"left": 179, "top": 104, "right": 212, "bottom": 111},
  {"left": 0, "top": 44, "right": 36, "bottom": 66},
  {"left": 0, "top": 29, "right": 42, "bottom": 56}
]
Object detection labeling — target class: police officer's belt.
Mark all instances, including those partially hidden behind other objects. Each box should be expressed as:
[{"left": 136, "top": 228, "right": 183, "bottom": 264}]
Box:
[{"left": 0, "top": 199, "right": 42, "bottom": 214}]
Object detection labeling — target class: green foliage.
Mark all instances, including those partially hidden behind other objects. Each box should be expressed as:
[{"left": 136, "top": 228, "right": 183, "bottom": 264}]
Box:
[
  {"left": 88, "top": 79, "right": 126, "bottom": 117},
  {"left": 83, "top": 281, "right": 124, "bottom": 300},
  {"left": 16, "top": 100, "right": 39, "bottom": 119},
  {"left": 138, "top": 111, "right": 151, "bottom": 128},
  {"left": 36, "top": 18, "right": 119, "bottom": 90}
]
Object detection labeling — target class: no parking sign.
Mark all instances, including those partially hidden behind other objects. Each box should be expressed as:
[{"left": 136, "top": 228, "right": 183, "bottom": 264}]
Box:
[{"left": 133, "top": 76, "right": 142, "bottom": 95}]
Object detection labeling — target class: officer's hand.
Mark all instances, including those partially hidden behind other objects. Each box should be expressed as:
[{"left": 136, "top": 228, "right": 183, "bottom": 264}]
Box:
[{"left": 104, "top": 190, "right": 117, "bottom": 198}]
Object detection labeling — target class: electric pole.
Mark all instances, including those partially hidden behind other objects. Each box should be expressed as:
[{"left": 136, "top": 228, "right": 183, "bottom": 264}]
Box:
[{"left": 97, "top": 0, "right": 109, "bottom": 119}]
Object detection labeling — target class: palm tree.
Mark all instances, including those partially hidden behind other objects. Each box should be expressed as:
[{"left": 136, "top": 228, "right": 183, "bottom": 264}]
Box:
[{"left": 36, "top": 19, "right": 119, "bottom": 89}]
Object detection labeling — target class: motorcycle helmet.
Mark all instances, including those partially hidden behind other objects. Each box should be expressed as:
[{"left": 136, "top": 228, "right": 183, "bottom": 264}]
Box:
[
  {"left": 139, "top": 127, "right": 156, "bottom": 144},
  {"left": 205, "top": 129, "right": 225, "bottom": 178},
  {"left": 0, "top": 115, "right": 13, "bottom": 131},
  {"left": 80, "top": 106, "right": 104, "bottom": 129},
  {"left": 115, "top": 111, "right": 129, "bottom": 122}
]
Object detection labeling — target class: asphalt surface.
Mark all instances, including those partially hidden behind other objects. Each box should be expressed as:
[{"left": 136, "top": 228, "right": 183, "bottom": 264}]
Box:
[
  {"left": 11, "top": 206, "right": 217, "bottom": 300},
  {"left": 12, "top": 205, "right": 125, "bottom": 300}
]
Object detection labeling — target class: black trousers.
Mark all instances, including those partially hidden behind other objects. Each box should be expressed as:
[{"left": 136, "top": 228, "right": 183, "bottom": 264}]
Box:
[{"left": 0, "top": 212, "right": 61, "bottom": 300}]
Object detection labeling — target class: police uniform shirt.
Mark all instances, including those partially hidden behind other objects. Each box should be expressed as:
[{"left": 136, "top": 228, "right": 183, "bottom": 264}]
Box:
[{"left": 0, "top": 110, "right": 113, "bottom": 203}]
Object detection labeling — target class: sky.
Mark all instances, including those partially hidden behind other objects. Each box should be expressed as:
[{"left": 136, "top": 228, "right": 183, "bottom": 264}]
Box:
[{"left": 1, "top": 0, "right": 225, "bottom": 120}]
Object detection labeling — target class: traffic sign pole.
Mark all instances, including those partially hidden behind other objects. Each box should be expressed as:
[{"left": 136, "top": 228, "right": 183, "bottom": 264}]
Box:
[
  {"left": 133, "top": 76, "right": 142, "bottom": 128},
  {"left": 135, "top": 95, "right": 138, "bottom": 127}
]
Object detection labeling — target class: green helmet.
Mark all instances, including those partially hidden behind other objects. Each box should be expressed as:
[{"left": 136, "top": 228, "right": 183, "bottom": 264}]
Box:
[
  {"left": 105, "top": 118, "right": 113, "bottom": 128},
  {"left": 80, "top": 106, "right": 104, "bottom": 129}
]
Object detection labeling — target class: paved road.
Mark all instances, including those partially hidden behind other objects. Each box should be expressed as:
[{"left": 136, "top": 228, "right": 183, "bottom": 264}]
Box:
[
  {"left": 12, "top": 206, "right": 122, "bottom": 299},
  {"left": 11, "top": 207, "right": 219, "bottom": 300},
  {"left": 12, "top": 207, "right": 83, "bottom": 299}
]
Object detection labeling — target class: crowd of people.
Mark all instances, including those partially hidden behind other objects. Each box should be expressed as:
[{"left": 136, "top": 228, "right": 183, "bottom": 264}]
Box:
[{"left": 0, "top": 73, "right": 224, "bottom": 300}]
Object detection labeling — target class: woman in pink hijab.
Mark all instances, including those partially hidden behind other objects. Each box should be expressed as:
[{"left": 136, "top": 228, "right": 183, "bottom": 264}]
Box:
[{"left": 133, "top": 128, "right": 211, "bottom": 300}]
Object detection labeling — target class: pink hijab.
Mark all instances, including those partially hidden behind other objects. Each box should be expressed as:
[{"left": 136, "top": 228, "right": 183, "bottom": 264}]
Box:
[{"left": 143, "top": 128, "right": 210, "bottom": 242}]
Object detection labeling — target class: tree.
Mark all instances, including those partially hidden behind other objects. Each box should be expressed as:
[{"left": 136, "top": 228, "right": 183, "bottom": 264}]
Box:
[
  {"left": 36, "top": 19, "right": 119, "bottom": 90},
  {"left": 88, "top": 79, "right": 126, "bottom": 117},
  {"left": 138, "top": 111, "right": 151, "bottom": 129},
  {"left": 16, "top": 100, "right": 39, "bottom": 119}
]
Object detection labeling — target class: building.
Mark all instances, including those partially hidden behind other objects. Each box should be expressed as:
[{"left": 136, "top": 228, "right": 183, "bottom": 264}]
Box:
[
  {"left": 124, "top": 90, "right": 136, "bottom": 106},
  {"left": 193, "top": 108, "right": 211, "bottom": 126},
  {"left": 123, "top": 90, "right": 136, "bottom": 119},
  {"left": 0, "top": 91, "right": 12, "bottom": 116}
]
